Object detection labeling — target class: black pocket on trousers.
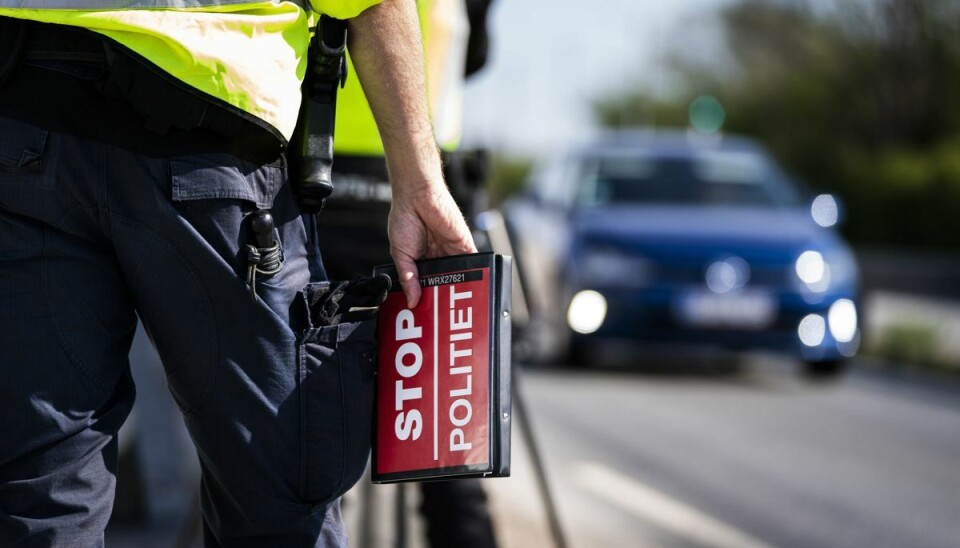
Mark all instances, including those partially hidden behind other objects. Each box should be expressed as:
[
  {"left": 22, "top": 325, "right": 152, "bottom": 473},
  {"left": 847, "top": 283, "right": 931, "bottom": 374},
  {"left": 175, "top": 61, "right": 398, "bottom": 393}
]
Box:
[
  {"left": 0, "top": 116, "right": 58, "bottom": 222},
  {"left": 0, "top": 116, "right": 52, "bottom": 181},
  {"left": 170, "top": 152, "right": 284, "bottom": 209},
  {"left": 167, "top": 152, "right": 286, "bottom": 284},
  {"left": 299, "top": 316, "right": 377, "bottom": 505}
]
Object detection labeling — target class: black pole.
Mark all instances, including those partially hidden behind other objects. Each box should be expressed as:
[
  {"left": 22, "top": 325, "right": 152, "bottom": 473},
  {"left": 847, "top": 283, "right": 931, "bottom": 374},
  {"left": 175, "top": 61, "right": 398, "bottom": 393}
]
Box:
[
  {"left": 394, "top": 483, "right": 407, "bottom": 548},
  {"left": 512, "top": 368, "right": 569, "bottom": 548}
]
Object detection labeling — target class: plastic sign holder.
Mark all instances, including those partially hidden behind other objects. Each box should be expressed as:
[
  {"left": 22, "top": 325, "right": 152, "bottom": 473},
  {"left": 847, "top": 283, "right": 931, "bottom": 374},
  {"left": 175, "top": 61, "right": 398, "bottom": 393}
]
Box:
[{"left": 372, "top": 252, "right": 512, "bottom": 482}]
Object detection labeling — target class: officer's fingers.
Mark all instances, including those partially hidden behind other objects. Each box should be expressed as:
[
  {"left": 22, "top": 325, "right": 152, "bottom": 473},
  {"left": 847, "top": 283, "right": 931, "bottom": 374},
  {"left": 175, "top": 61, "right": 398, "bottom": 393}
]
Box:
[
  {"left": 427, "top": 202, "right": 477, "bottom": 256},
  {"left": 429, "top": 219, "right": 476, "bottom": 256},
  {"left": 427, "top": 235, "right": 476, "bottom": 261},
  {"left": 448, "top": 230, "right": 478, "bottom": 255},
  {"left": 393, "top": 253, "right": 422, "bottom": 309},
  {"left": 387, "top": 197, "right": 427, "bottom": 308}
]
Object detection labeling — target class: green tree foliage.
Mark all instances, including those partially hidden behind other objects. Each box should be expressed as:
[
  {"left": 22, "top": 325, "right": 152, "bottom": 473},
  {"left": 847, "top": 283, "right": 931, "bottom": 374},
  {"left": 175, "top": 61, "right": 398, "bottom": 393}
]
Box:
[{"left": 596, "top": 0, "right": 960, "bottom": 248}]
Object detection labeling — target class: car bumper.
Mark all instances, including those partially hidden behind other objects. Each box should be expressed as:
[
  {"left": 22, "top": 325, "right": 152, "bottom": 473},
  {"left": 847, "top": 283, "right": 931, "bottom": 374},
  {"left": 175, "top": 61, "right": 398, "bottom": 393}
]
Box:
[{"left": 566, "top": 285, "right": 860, "bottom": 361}]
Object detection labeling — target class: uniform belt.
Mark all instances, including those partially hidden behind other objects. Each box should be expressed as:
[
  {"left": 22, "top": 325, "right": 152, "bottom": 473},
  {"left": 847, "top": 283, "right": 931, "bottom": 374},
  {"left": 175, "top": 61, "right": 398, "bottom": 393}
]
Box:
[
  {"left": 0, "top": 17, "right": 284, "bottom": 163},
  {"left": 22, "top": 20, "right": 107, "bottom": 62}
]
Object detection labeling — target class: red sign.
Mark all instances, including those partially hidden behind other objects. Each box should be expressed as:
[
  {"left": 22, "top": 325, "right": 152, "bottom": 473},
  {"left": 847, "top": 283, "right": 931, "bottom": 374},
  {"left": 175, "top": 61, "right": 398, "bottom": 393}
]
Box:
[{"left": 375, "top": 268, "right": 491, "bottom": 476}]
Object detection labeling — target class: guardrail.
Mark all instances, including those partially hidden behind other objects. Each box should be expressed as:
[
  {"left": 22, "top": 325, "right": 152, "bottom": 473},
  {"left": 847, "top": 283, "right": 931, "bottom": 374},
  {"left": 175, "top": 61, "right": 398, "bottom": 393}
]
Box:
[{"left": 856, "top": 247, "right": 960, "bottom": 300}]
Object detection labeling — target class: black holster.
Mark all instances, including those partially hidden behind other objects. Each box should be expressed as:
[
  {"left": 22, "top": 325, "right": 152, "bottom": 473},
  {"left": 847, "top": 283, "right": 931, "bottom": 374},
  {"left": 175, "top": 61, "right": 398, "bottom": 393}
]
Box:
[{"left": 290, "top": 15, "right": 348, "bottom": 214}]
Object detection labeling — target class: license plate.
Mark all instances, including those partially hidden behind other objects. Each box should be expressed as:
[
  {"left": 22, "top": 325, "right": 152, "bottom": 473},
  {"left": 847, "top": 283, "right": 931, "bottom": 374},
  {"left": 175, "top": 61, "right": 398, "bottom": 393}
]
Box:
[{"left": 674, "top": 290, "right": 777, "bottom": 329}]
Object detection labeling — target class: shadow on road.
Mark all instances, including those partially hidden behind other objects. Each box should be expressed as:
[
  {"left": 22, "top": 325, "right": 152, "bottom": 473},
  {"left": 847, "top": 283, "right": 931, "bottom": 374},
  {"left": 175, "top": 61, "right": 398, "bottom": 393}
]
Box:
[{"left": 516, "top": 344, "right": 864, "bottom": 398}]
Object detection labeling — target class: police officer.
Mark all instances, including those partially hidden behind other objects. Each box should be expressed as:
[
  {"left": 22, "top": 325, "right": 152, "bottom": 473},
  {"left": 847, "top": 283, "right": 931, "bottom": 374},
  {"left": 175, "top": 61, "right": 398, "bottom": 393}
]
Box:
[
  {"left": 318, "top": 1, "right": 497, "bottom": 547},
  {"left": 0, "top": 1, "right": 475, "bottom": 546}
]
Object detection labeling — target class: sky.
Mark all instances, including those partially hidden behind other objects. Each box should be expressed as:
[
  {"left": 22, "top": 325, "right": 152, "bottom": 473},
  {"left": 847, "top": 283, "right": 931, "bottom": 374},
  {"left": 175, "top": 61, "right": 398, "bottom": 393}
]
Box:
[{"left": 462, "top": 0, "right": 731, "bottom": 159}]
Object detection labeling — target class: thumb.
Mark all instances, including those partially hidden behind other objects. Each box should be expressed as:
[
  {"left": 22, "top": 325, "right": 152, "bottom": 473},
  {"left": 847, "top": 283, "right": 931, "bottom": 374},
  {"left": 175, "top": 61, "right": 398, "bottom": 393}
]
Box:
[{"left": 395, "top": 256, "right": 422, "bottom": 309}]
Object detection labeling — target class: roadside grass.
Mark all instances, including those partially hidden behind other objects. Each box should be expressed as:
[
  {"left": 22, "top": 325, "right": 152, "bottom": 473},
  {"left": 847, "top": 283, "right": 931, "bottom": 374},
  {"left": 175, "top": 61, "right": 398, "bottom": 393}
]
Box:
[{"left": 864, "top": 323, "right": 960, "bottom": 374}]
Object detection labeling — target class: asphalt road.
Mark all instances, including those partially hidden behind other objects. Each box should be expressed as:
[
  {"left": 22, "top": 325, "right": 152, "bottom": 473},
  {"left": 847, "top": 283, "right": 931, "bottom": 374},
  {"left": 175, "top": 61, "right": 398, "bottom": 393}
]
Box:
[
  {"left": 484, "top": 357, "right": 960, "bottom": 548},
  {"left": 106, "top": 338, "right": 960, "bottom": 548}
]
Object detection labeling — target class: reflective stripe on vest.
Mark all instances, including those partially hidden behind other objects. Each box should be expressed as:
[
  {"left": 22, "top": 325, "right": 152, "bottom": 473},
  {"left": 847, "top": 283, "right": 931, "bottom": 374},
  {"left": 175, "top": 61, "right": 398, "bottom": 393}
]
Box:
[
  {"left": 0, "top": 0, "right": 302, "bottom": 8},
  {"left": 0, "top": 0, "right": 382, "bottom": 141},
  {"left": 0, "top": 1, "right": 379, "bottom": 16}
]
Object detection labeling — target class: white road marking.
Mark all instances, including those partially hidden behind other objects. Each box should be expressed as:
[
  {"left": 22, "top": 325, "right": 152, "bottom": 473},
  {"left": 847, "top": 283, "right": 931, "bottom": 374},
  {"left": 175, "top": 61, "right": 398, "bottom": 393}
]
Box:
[{"left": 574, "top": 462, "right": 772, "bottom": 548}]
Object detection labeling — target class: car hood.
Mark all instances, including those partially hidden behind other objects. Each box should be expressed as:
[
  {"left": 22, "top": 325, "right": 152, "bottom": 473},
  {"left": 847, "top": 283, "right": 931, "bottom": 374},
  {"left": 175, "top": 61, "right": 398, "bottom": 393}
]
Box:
[{"left": 572, "top": 205, "right": 838, "bottom": 252}]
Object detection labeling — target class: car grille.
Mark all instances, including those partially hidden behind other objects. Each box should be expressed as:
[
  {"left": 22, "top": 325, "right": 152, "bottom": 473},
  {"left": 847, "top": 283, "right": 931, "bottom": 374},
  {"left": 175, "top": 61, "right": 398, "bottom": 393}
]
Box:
[{"left": 655, "top": 262, "right": 790, "bottom": 288}]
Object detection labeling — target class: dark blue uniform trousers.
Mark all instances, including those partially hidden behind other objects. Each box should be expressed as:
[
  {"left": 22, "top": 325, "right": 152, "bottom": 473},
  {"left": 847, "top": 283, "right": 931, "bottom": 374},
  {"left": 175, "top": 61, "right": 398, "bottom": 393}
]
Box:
[{"left": 0, "top": 113, "right": 376, "bottom": 547}]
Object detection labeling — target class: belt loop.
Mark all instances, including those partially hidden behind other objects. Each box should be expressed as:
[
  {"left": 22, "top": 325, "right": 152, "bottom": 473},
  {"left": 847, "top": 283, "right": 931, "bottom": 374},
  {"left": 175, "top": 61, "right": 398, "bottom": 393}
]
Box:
[
  {"left": 100, "top": 41, "right": 205, "bottom": 135},
  {"left": 102, "top": 38, "right": 119, "bottom": 68}
]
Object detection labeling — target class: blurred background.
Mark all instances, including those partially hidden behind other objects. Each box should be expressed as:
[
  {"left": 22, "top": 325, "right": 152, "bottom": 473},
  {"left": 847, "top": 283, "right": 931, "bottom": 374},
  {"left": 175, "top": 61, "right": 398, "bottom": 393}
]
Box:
[
  {"left": 469, "top": 0, "right": 960, "bottom": 369},
  {"left": 107, "top": 0, "right": 960, "bottom": 547}
]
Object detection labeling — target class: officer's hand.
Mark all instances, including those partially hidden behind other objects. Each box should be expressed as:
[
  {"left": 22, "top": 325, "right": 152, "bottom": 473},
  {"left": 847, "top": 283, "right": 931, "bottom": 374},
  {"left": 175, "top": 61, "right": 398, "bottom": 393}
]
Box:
[
  {"left": 388, "top": 181, "right": 477, "bottom": 308},
  {"left": 348, "top": 0, "right": 475, "bottom": 307}
]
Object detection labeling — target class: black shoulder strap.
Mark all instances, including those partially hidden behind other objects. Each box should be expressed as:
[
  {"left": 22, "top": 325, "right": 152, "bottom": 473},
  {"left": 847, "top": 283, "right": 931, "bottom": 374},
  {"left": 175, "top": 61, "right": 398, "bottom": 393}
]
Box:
[{"left": 291, "top": 15, "right": 349, "bottom": 214}]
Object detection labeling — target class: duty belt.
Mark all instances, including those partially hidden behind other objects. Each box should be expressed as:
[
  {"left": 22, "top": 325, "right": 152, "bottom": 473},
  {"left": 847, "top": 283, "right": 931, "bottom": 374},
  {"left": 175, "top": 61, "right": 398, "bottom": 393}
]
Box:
[{"left": 0, "top": 17, "right": 284, "bottom": 162}]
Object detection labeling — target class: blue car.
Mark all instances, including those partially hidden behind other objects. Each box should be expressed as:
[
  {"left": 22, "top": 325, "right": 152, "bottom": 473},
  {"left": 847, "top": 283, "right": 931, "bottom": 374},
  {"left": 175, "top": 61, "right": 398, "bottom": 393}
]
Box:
[{"left": 504, "top": 131, "right": 860, "bottom": 377}]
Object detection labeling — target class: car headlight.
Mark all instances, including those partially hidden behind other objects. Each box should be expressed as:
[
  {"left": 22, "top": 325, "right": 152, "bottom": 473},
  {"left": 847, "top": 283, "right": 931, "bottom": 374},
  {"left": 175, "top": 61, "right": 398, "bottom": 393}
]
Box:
[
  {"left": 828, "top": 299, "right": 858, "bottom": 343},
  {"left": 794, "top": 248, "right": 858, "bottom": 293},
  {"left": 579, "top": 247, "right": 654, "bottom": 286},
  {"left": 567, "top": 290, "right": 607, "bottom": 334},
  {"left": 795, "top": 251, "right": 826, "bottom": 286},
  {"left": 798, "top": 314, "right": 827, "bottom": 347}
]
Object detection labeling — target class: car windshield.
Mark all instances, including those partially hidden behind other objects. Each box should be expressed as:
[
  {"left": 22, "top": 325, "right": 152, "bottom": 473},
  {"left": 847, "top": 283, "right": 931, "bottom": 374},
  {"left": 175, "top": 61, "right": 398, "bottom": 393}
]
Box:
[{"left": 578, "top": 150, "right": 803, "bottom": 208}]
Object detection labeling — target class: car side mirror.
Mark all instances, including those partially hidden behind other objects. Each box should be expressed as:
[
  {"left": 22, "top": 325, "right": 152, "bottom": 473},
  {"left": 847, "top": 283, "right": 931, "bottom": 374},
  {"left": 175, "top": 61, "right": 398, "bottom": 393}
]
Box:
[{"left": 810, "top": 193, "right": 844, "bottom": 228}]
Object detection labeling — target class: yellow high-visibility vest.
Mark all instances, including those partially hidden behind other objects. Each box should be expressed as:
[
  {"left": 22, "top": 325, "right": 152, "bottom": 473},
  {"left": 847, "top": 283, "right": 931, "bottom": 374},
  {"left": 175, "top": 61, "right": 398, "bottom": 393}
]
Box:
[
  {"left": 0, "top": 1, "right": 381, "bottom": 143},
  {"left": 334, "top": 0, "right": 468, "bottom": 156}
]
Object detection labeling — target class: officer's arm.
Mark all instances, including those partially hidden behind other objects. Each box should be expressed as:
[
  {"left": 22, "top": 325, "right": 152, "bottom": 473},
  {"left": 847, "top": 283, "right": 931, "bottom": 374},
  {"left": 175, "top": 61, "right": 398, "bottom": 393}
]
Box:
[{"left": 347, "top": 0, "right": 477, "bottom": 308}]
